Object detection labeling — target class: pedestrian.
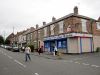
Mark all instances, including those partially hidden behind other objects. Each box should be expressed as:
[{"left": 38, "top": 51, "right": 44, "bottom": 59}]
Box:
[
  {"left": 25, "top": 46, "right": 31, "bottom": 62},
  {"left": 38, "top": 47, "right": 41, "bottom": 55},
  {"left": 54, "top": 46, "right": 58, "bottom": 55},
  {"left": 22, "top": 46, "right": 25, "bottom": 52}
]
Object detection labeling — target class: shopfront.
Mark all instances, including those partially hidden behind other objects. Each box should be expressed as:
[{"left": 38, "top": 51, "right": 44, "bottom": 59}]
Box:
[
  {"left": 44, "top": 35, "right": 67, "bottom": 53},
  {"left": 44, "top": 33, "right": 93, "bottom": 54}
]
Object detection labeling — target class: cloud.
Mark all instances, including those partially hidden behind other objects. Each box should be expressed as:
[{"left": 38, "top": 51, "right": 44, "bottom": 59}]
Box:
[{"left": 0, "top": 0, "right": 100, "bottom": 37}]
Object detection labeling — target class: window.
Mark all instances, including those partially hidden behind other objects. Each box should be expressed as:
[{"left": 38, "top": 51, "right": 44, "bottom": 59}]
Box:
[
  {"left": 30, "top": 33, "right": 32, "bottom": 40},
  {"left": 38, "top": 30, "right": 41, "bottom": 38},
  {"left": 96, "top": 22, "right": 100, "bottom": 29},
  {"left": 44, "top": 27, "right": 47, "bottom": 37},
  {"left": 62, "top": 41, "right": 66, "bottom": 48},
  {"left": 59, "top": 21, "right": 63, "bottom": 33},
  {"left": 58, "top": 41, "right": 62, "bottom": 48},
  {"left": 50, "top": 24, "right": 55, "bottom": 35},
  {"left": 44, "top": 42, "right": 49, "bottom": 48},
  {"left": 81, "top": 19, "right": 87, "bottom": 32},
  {"left": 67, "top": 25, "right": 71, "bottom": 32},
  {"left": 57, "top": 40, "right": 67, "bottom": 48}
]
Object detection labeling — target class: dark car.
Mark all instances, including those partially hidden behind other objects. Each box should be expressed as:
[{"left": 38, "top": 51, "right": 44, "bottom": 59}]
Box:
[{"left": 12, "top": 47, "right": 19, "bottom": 52}]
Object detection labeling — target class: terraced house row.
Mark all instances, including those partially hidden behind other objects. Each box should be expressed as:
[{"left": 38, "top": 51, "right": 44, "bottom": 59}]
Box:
[{"left": 9, "top": 6, "right": 100, "bottom": 54}]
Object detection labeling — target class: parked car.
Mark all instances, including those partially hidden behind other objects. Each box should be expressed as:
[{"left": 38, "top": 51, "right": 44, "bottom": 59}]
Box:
[
  {"left": 12, "top": 47, "right": 19, "bottom": 52},
  {"left": 5, "top": 45, "right": 12, "bottom": 50},
  {"left": 0, "top": 45, "right": 5, "bottom": 48}
]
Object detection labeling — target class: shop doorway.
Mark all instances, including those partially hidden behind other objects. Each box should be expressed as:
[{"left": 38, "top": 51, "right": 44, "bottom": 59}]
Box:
[{"left": 50, "top": 41, "right": 55, "bottom": 52}]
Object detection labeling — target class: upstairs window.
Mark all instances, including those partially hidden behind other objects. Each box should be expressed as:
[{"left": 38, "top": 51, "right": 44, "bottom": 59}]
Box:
[
  {"left": 67, "top": 25, "right": 71, "bottom": 32},
  {"left": 81, "top": 19, "right": 87, "bottom": 32},
  {"left": 50, "top": 24, "right": 55, "bottom": 35},
  {"left": 44, "top": 27, "right": 47, "bottom": 37},
  {"left": 96, "top": 22, "right": 100, "bottom": 29},
  {"left": 58, "top": 21, "right": 64, "bottom": 33}
]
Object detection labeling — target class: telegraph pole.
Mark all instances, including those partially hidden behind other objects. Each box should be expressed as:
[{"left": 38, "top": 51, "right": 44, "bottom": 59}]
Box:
[{"left": 12, "top": 26, "right": 14, "bottom": 47}]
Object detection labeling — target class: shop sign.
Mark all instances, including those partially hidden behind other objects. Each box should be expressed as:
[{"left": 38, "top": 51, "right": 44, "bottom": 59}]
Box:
[{"left": 44, "top": 35, "right": 66, "bottom": 41}]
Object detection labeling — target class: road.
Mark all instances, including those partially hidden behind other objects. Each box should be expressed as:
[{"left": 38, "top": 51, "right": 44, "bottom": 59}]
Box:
[{"left": 0, "top": 47, "right": 100, "bottom": 75}]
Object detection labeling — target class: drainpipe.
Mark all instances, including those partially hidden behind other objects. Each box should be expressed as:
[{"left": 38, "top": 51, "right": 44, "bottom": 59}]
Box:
[{"left": 90, "top": 19, "right": 94, "bottom": 52}]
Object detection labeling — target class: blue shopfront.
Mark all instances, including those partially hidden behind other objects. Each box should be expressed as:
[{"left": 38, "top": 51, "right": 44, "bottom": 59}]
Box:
[{"left": 44, "top": 35, "right": 67, "bottom": 53}]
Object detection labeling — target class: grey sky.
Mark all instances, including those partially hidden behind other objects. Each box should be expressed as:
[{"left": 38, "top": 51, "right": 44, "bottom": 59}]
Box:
[{"left": 0, "top": 0, "right": 100, "bottom": 38}]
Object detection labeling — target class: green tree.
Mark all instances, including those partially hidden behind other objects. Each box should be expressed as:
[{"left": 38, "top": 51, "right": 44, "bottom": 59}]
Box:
[
  {"left": 0, "top": 35, "right": 4, "bottom": 45},
  {"left": 5, "top": 39, "right": 10, "bottom": 45}
]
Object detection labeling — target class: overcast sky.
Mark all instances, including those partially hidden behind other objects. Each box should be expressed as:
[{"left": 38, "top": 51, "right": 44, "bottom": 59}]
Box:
[{"left": 0, "top": 0, "right": 100, "bottom": 38}]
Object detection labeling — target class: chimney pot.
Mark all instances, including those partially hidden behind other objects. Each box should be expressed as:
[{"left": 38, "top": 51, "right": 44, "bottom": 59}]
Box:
[
  {"left": 43, "top": 22, "right": 46, "bottom": 25},
  {"left": 52, "top": 16, "right": 56, "bottom": 22},
  {"left": 36, "top": 24, "right": 39, "bottom": 29},
  {"left": 74, "top": 6, "right": 78, "bottom": 15}
]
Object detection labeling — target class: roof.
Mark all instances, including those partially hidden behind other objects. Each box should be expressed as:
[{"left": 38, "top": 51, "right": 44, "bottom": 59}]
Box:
[{"left": 34, "top": 13, "right": 97, "bottom": 31}]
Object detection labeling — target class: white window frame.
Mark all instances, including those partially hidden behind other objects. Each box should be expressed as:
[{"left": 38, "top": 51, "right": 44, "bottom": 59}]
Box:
[
  {"left": 81, "top": 19, "right": 87, "bottom": 32},
  {"left": 58, "top": 21, "right": 64, "bottom": 33},
  {"left": 96, "top": 22, "right": 100, "bottom": 29},
  {"left": 44, "top": 27, "right": 47, "bottom": 37},
  {"left": 50, "top": 24, "right": 55, "bottom": 35}
]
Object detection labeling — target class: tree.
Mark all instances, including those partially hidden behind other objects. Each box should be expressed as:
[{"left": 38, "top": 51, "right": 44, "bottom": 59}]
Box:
[
  {"left": 0, "top": 35, "right": 4, "bottom": 45},
  {"left": 5, "top": 39, "right": 10, "bottom": 45}
]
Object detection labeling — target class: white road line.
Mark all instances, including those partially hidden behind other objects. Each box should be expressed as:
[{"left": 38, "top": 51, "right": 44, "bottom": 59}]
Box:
[
  {"left": 68, "top": 60, "right": 73, "bottom": 62},
  {"left": 74, "top": 61, "right": 80, "bottom": 64},
  {"left": 73, "top": 58, "right": 82, "bottom": 60},
  {"left": 7, "top": 55, "right": 13, "bottom": 59},
  {"left": 91, "top": 65, "right": 100, "bottom": 68},
  {"left": 14, "top": 59, "right": 26, "bottom": 68},
  {"left": 34, "top": 73, "right": 39, "bottom": 75},
  {"left": 82, "top": 63, "right": 90, "bottom": 66}
]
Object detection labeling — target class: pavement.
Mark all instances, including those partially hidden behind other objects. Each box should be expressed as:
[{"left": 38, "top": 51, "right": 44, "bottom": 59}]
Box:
[
  {"left": 31, "top": 51, "right": 100, "bottom": 60},
  {"left": 1, "top": 48, "right": 100, "bottom": 75}
]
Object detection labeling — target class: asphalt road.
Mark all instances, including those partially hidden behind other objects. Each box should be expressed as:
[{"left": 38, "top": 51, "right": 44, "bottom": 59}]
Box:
[{"left": 0, "top": 47, "right": 100, "bottom": 75}]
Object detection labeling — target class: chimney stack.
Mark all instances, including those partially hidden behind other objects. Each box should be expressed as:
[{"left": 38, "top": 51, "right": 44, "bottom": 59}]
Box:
[
  {"left": 52, "top": 16, "right": 56, "bottom": 22},
  {"left": 36, "top": 24, "right": 39, "bottom": 29},
  {"left": 43, "top": 22, "right": 46, "bottom": 26},
  {"left": 74, "top": 6, "right": 78, "bottom": 15}
]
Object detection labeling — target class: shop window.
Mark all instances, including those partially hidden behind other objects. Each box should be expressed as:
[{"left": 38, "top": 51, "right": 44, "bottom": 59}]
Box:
[
  {"left": 58, "top": 41, "right": 62, "bottom": 48},
  {"left": 44, "top": 42, "right": 49, "bottom": 48},
  {"left": 62, "top": 41, "right": 67, "bottom": 48},
  {"left": 57, "top": 40, "right": 67, "bottom": 48}
]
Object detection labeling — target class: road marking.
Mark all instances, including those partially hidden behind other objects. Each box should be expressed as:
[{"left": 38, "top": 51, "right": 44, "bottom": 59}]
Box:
[
  {"left": 91, "top": 65, "right": 100, "bottom": 68},
  {"left": 73, "top": 58, "right": 82, "bottom": 60},
  {"left": 7, "top": 55, "right": 13, "bottom": 59},
  {"left": 14, "top": 59, "right": 26, "bottom": 68},
  {"left": 74, "top": 61, "right": 80, "bottom": 64},
  {"left": 34, "top": 73, "right": 39, "bottom": 75},
  {"left": 82, "top": 63, "right": 90, "bottom": 66}
]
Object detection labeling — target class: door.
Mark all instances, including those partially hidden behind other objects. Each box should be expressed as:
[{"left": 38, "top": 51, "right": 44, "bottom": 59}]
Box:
[{"left": 50, "top": 41, "right": 55, "bottom": 52}]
